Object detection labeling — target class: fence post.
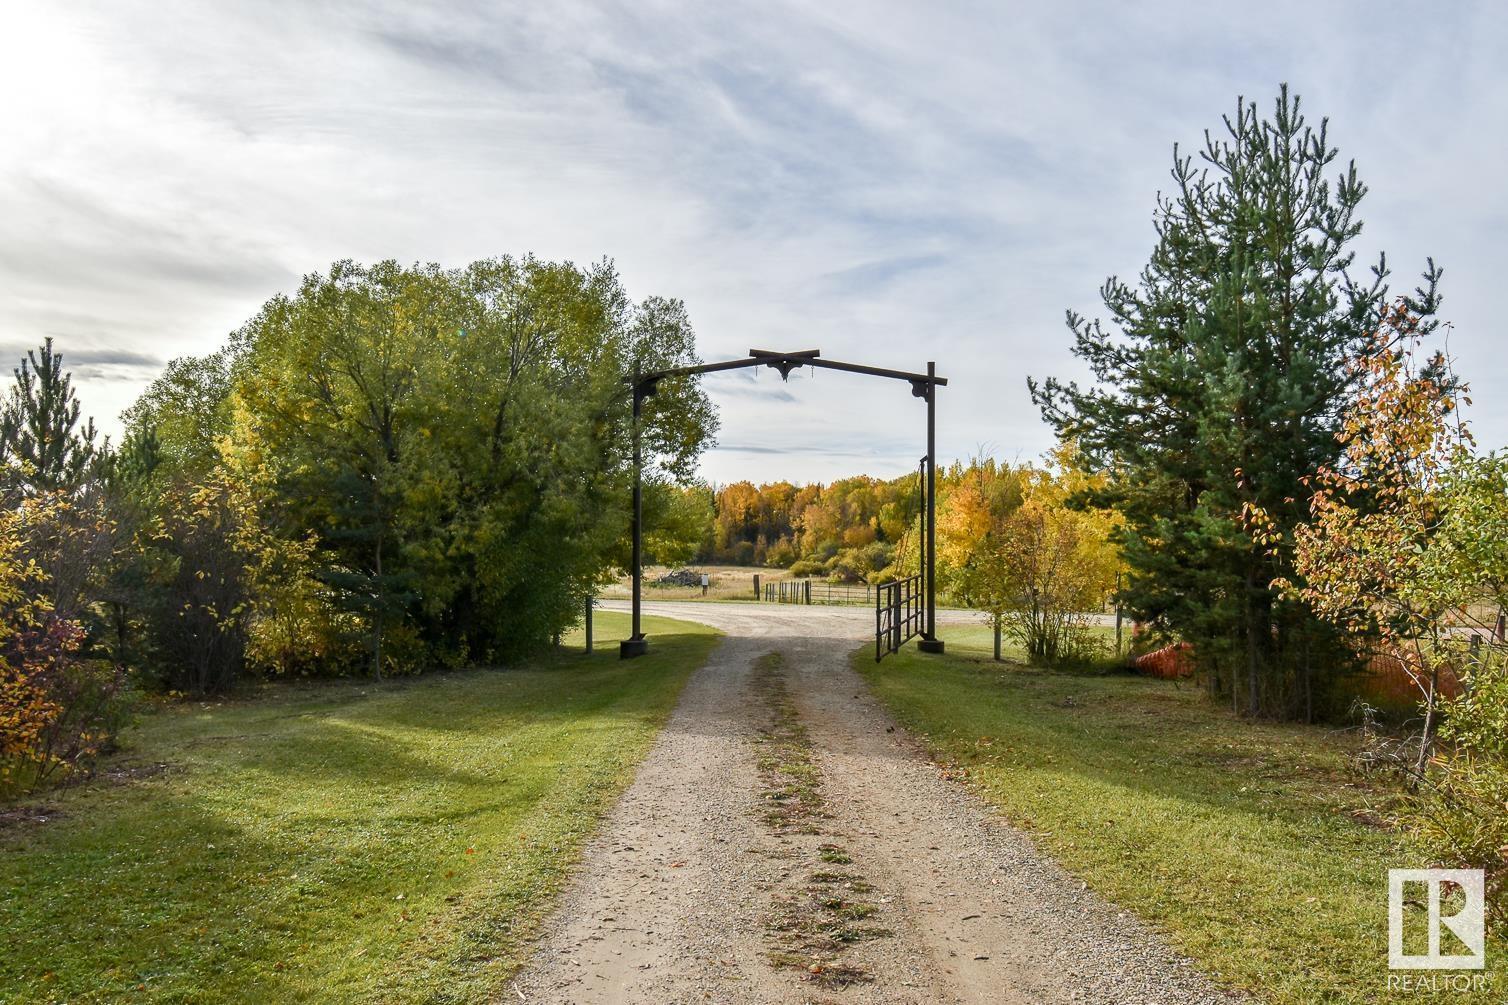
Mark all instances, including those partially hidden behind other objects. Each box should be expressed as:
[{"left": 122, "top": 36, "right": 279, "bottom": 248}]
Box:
[
  {"left": 1114, "top": 572, "right": 1123, "bottom": 655},
  {"left": 585, "top": 596, "right": 593, "bottom": 654},
  {"left": 753, "top": 574, "right": 760, "bottom": 600},
  {"left": 805, "top": 580, "right": 811, "bottom": 604},
  {"left": 890, "top": 585, "right": 899, "bottom": 652}
]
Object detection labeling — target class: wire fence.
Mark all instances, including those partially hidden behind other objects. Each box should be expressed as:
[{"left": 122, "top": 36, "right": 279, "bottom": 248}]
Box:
[
  {"left": 808, "top": 580, "right": 876, "bottom": 605},
  {"left": 761, "top": 579, "right": 878, "bottom": 606},
  {"left": 599, "top": 570, "right": 940, "bottom": 608}
]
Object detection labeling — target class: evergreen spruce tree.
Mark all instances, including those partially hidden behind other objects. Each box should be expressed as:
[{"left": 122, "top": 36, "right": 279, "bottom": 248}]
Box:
[
  {"left": 0, "top": 337, "right": 100, "bottom": 494},
  {"left": 1030, "top": 85, "right": 1440, "bottom": 719}
]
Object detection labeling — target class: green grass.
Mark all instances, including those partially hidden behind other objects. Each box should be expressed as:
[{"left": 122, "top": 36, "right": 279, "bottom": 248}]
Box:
[
  {"left": 0, "top": 611, "right": 717, "bottom": 1004},
  {"left": 859, "top": 623, "right": 1507, "bottom": 1004}
]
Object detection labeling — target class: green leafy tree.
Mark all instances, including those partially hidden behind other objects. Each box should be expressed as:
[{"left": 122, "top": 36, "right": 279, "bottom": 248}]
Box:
[
  {"left": 136, "top": 472, "right": 256, "bottom": 694},
  {"left": 1404, "top": 451, "right": 1508, "bottom": 914},
  {"left": 233, "top": 257, "right": 714, "bottom": 672},
  {"left": 105, "top": 351, "right": 242, "bottom": 666},
  {"left": 119, "top": 348, "right": 240, "bottom": 478},
  {"left": 234, "top": 260, "right": 439, "bottom": 675},
  {"left": 114, "top": 368, "right": 345, "bottom": 689},
  {"left": 1031, "top": 85, "right": 1438, "bottom": 717},
  {"left": 105, "top": 256, "right": 713, "bottom": 686},
  {"left": 643, "top": 482, "right": 714, "bottom": 567}
]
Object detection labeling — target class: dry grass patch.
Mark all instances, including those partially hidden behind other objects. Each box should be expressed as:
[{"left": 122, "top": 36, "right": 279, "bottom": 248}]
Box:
[{"left": 750, "top": 651, "right": 893, "bottom": 990}]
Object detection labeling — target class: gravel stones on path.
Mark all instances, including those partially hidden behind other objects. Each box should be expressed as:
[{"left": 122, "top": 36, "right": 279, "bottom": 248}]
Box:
[{"left": 510, "top": 602, "right": 1242, "bottom": 1004}]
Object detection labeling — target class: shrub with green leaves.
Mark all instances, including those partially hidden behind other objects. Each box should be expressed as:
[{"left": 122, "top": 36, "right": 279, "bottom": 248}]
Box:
[{"left": 1411, "top": 653, "right": 1508, "bottom": 920}]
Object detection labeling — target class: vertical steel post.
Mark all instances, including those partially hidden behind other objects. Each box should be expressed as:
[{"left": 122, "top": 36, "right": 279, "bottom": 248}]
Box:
[
  {"left": 919, "top": 360, "right": 945, "bottom": 654},
  {"left": 632, "top": 388, "right": 641, "bottom": 635},
  {"left": 1115, "top": 571, "right": 1124, "bottom": 655},
  {"left": 585, "top": 595, "right": 593, "bottom": 654},
  {"left": 621, "top": 376, "right": 649, "bottom": 658}
]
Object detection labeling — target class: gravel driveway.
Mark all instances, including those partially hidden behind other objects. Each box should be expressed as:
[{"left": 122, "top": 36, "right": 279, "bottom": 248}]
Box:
[{"left": 509, "top": 601, "right": 1241, "bottom": 1004}]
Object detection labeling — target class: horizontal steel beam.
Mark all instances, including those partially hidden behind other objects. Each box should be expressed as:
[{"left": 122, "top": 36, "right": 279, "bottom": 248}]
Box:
[{"left": 629, "top": 348, "right": 947, "bottom": 394}]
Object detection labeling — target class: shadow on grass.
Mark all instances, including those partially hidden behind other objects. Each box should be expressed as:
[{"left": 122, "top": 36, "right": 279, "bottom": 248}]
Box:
[{"left": 0, "top": 619, "right": 719, "bottom": 1003}]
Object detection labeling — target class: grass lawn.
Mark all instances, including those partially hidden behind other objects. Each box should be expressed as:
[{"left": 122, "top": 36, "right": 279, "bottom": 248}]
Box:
[
  {"left": 0, "top": 611, "right": 717, "bottom": 1005},
  {"left": 859, "top": 623, "right": 1507, "bottom": 1004}
]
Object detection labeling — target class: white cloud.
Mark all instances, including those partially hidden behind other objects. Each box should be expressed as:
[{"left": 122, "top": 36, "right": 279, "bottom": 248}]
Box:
[{"left": 0, "top": 0, "right": 1503, "bottom": 483}]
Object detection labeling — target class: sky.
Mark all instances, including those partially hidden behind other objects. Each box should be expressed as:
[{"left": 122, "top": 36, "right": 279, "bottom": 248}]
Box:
[{"left": 0, "top": 1, "right": 1503, "bottom": 485}]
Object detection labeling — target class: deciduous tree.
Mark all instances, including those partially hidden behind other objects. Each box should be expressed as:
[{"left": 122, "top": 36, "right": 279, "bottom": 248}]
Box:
[
  {"left": 1265, "top": 305, "right": 1471, "bottom": 764},
  {"left": 1268, "top": 307, "right": 1508, "bottom": 906},
  {"left": 940, "top": 450, "right": 1118, "bottom": 664}
]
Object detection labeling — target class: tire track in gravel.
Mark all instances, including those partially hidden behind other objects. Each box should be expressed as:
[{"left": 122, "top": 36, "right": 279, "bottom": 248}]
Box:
[
  {"left": 508, "top": 631, "right": 793, "bottom": 1004},
  {"left": 509, "top": 602, "right": 1242, "bottom": 1004}
]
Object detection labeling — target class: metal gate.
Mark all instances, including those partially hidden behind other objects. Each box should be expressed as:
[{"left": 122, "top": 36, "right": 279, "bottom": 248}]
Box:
[
  {"left": 619, "top": 348, "right": 945, "bottom": 660},
  {"left": 875, "top": 574, "right": 923, "bottom": 661}
]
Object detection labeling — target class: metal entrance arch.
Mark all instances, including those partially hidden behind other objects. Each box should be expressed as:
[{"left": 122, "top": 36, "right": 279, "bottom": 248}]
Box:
[{"left": 620, "top": 349, "right": 946, "bottom": 660}]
